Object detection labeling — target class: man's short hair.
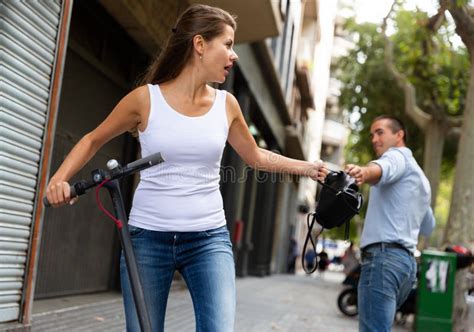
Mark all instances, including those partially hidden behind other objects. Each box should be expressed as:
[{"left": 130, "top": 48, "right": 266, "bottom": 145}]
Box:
[{"left": 373, "top": 115, "right": 408, "bottom": 143}]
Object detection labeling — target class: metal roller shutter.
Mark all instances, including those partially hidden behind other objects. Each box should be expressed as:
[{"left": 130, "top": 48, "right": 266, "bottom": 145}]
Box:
[{"left": 0, "top": 0, "right": 62, "bottom": 322}]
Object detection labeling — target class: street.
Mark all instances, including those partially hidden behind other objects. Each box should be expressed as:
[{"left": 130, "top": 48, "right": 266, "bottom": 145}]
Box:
[{"left": 32, "top": 271, "right": 412, "bottom": 331}]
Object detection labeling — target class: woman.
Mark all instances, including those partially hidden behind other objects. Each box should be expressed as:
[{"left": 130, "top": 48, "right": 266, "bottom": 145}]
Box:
[{"left": 46, "top": 4, "right": 328, "bottom": 331}]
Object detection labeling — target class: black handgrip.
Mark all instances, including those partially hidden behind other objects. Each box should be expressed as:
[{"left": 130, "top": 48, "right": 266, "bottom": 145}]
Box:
[
  {"left": 126, "top": 152, "right": 164, "bottom": 170},
  {"left": 42, "top": 153, "right": 164, "bottom": 208},
  {"left": 43, "top": 184, "right": 77, "bottom": 208}
]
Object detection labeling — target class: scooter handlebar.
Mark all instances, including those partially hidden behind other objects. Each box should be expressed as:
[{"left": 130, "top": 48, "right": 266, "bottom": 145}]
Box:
[
  {"left": 42, "top": 152, "right": 164, "bottom": 208},
  {"left": 125, "top": 152, "right": 164, "bottom": 171}
]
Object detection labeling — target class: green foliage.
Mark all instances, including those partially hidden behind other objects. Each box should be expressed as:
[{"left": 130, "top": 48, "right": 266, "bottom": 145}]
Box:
[
  {"left": 392, "top": 10, "right": 469, "bottom": 117},
  {"left": 338, "top": 10, "right": 468, "bottom": 167},
  {"left": 455, "top": 0, "right": 469, "bottom": 6},
  {"left": 337, "top": 18, "right": 425, "bottom": 166}
]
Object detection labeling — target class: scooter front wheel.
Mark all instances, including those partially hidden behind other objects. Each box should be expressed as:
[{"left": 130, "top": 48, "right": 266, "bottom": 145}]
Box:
[{"left": 337, "top": 288, "right": 358, "bottom": 317}]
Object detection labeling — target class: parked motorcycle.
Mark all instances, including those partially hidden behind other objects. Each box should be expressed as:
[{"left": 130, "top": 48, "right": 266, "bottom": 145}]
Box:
[
  {"left": 337, "top": 265, "right": 360, "bottom": 317},
  {"left": 337, "top": 264, "right": 416, "bottom": 324}
]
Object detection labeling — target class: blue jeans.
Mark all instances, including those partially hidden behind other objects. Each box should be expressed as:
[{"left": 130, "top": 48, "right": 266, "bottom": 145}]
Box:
[
  {"left": 120, "top": 225, "right": 235, "bottom": 332},
  {"left": 358, "top": 245, "right": 416, "bottom": 332}
]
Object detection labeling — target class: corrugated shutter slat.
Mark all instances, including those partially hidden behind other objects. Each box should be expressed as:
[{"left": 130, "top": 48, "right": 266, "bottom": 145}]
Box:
[
  {"left": 43, "top": 0, "right": 61, "bottom": 14},
  {"left": 2, "top": 97, "right": 46, "bottom": 126},
  {"left": 0, "top": 241, "right": 29, "bottom": 252},
  {"left": 3, "top": 67, "right": 50, "bottom": 102},
  {"left": 0, "top": 269, "right": 25, "bottom": 279},
  {"left": 0, "top": 140, "right": 40, "bottom": 164},
  {"left": 11, "top": 1, "right": 57, "bottom": 37},
  {"left": 0, "top": 124, "right": 42, "bottom": 150},
  {"left": 0, "top": 110, "right": 44, "bottom": 138},
  {"left": 0, "top": 280, "right": 23, "bottom": 291},
  {"left": 0, "top": 21, "right": 54, "bottom": 74},
  {"left": 4, "top": 2, "right": 58, "bottom": 46},
  {"left": 1, "top": 83, "right": 48, "bottom": 113},
  {"left": 25, "top": 2, "right": 60, "bottom": 28},
  {"left": 0, "top": 295, "right": 22, "bottom": 305},
  {"left": 0, "top": 183, "right": 35, "bottom": 202},
  {"left": 0, "top": 255, "right": 27, "bottom": 265},
  {"left": 0, "top": 213, "right": 32, "bottom": 227},
  {"left": 0, "top": 170, "right": 37, "bottom": 189},
  {"left": 0, "top": 156, "right": 38, "bottom": 179},
  {"left": 0, "top": 198, "right": 34, "bottom": 215},
  {"left": 1, "top": 44, "right": 51, "bottom": 85}
]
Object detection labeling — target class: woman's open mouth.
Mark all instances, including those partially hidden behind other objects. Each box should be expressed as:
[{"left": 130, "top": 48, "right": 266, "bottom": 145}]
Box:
[{"left": 224, "top": 64, "right": 233, "bottom": 74}]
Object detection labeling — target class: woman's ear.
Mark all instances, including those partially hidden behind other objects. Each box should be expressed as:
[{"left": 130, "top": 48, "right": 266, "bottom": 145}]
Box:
[{"left": 193, "top": 34, "right": 205, "bottom": 57}]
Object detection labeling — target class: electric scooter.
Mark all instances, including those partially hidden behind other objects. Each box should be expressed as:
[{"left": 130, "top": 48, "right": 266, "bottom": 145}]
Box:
[{"left": 43, "top": 152, "right": 164, "bottom": 332}]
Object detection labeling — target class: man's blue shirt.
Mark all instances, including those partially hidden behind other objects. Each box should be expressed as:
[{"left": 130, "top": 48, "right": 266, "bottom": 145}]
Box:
[{"left": 360, "top": 147, "right": 435, "bottom": 252}]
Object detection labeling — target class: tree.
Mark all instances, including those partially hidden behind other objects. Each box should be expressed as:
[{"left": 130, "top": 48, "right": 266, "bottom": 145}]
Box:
[
  {"left": 382, "top": 1, "right": 466, "bottom": 208},
  {"left": 440, "top": 0, "right": 474, "bottom": 248},
  {"left": 337, "top": 19, "right": 426, "bottom": 165}
]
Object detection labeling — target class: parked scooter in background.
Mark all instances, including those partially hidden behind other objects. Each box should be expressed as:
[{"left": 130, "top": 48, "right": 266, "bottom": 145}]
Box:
[{"left": 337, "top": 264, "right": 360, "bottom": 317}]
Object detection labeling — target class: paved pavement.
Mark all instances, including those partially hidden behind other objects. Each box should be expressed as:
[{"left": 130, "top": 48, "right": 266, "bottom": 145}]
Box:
[{"left": 32, "top": 271, "right": 413, "bottom": 331}]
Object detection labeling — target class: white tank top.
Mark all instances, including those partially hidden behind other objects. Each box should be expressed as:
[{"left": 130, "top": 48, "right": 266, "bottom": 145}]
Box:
[{"left": 128, "top": 84, "right": 229, "bottom": 231}]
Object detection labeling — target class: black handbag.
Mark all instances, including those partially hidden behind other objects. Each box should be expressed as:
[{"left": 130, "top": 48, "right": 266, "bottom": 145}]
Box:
[{"left": 302, "top": 171, "right": 363, "bottom": 274}]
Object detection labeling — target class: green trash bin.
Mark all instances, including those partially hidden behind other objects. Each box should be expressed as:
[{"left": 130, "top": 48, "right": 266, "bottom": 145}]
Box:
[{"left": 416, "top": 250, "right": 457, "bottom": 331}]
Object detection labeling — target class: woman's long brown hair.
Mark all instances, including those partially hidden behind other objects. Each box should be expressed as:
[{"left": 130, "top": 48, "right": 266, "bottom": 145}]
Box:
[{"left": 136, "top": 4, "right": 237, "bottom": 87}]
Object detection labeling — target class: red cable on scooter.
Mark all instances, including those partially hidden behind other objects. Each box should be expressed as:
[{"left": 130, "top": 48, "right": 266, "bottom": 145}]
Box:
[{"left": 95, "top": 178, "right": 123, "bottom": 229}]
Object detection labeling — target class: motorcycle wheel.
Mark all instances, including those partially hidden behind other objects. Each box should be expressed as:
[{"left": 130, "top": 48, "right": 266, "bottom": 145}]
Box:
[{"left": 337, "top": 288, "right": 358, "bottom": 317}]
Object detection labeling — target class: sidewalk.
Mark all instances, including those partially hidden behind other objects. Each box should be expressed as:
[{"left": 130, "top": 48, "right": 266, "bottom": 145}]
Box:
[{"left": 32, "top": 271, "right": 412, "bottom": 331}]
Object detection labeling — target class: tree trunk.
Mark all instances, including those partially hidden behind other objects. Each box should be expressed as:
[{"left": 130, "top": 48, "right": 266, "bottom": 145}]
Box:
[
  {"left": 443, "top": 59, "right": 474, "bottom": 247},
  {"left": 423, "top": 120, "right": 446, "bottom": 206}
]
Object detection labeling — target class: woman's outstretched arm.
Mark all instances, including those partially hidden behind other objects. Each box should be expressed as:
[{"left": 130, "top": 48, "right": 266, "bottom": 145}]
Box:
[
  {"left": 226, "top": 92, "right": 327, "bottom": 182},
  {"left": 46, "top": 86, "right": 149, "bottom": 206}
]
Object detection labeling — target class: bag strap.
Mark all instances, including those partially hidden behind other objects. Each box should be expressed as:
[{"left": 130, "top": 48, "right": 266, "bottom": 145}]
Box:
[
  {"left": 341, "top": 192, "right": 363, "bottom": 240},
  {"left": 344, "top": 219, "right": 350, "bottom": 240},
  {"left": 302, "top": 212, "right": 324, "bottom": 274}
]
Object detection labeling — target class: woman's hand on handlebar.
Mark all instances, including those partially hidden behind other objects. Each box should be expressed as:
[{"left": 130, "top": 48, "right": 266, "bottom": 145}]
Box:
[{"left": 45, "top": 180, "right": 77, "bottom": 207}]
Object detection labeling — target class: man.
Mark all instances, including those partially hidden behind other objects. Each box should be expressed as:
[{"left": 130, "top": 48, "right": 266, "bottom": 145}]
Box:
[{"left": 346, "top": 115, "right": 435, "bottom": 331}]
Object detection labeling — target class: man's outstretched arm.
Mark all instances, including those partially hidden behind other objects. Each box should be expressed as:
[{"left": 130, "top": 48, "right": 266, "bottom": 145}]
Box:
[{"left": 345, "top": 163, "right": 382, "bottom": 186}]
